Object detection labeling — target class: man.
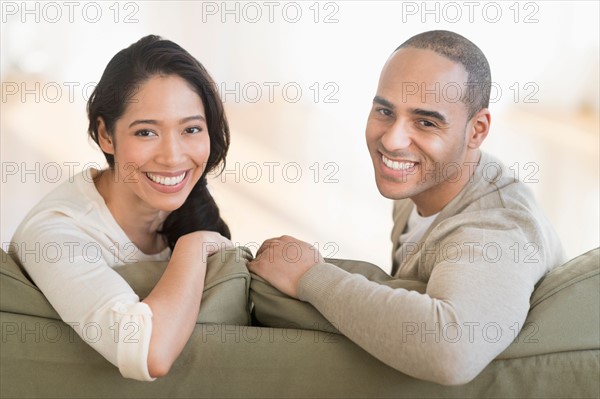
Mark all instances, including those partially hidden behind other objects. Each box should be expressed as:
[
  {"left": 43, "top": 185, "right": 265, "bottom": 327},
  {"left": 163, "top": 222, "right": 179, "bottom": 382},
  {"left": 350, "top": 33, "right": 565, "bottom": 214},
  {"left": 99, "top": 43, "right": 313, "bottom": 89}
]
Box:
[{"left": 248, "top": 30, "right": 565, "bottom": 385}]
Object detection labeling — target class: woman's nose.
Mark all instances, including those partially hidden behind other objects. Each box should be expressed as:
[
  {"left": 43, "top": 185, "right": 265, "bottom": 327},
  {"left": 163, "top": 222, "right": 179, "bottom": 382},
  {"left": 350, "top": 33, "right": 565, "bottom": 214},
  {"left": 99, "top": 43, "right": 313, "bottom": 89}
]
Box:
[{"left": 157, "top": 133, "right": 186, "bottom": 166}]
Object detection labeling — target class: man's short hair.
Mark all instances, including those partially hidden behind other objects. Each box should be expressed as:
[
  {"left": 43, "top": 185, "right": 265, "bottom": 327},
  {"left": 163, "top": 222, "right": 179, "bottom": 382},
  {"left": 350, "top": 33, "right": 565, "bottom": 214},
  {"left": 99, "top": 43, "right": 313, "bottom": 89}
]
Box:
[{"left": 396, "top": 30, "right": 491, "bottom": 119}]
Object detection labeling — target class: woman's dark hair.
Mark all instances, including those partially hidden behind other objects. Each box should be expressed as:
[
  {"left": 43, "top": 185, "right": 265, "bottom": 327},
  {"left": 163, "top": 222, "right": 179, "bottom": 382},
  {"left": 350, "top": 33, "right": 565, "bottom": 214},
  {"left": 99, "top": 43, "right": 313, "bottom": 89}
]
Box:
[{"left": 87, "top": 34, "right": 231, "bottom": 249}]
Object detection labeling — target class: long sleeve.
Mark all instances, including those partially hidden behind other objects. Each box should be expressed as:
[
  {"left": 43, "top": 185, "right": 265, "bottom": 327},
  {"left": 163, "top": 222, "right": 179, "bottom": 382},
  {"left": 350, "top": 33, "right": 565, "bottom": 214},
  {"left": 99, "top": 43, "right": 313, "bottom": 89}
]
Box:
[
  {"left": 298, "top": 261, "right": 530, "bottom": 384},
  {"left": 10, "top": 173, "right": 170, "bottom": 381},
  {"left": 297, "top": 220, "right": 549, "bottom": 385},
  {"left": 14, "top": 221, "right": 156, "bottom": 381}
]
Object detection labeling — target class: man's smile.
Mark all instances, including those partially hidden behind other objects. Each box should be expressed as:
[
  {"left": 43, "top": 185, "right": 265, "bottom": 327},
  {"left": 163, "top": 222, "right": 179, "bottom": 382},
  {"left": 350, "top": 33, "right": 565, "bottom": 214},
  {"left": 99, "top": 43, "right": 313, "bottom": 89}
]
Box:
[{"left": 381, "top": 154, "right": 417, "bottom": 171}]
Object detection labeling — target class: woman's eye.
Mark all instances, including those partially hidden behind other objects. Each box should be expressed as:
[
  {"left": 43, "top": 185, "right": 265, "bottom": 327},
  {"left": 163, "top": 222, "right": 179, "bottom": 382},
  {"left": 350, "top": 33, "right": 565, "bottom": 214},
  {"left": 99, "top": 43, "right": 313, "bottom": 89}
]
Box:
[
  {"left": 135, "top": 129, "right": 156, "bottom": 137},
  {"left": 185, "top": 127, "right": 202, "bottom": 134}
]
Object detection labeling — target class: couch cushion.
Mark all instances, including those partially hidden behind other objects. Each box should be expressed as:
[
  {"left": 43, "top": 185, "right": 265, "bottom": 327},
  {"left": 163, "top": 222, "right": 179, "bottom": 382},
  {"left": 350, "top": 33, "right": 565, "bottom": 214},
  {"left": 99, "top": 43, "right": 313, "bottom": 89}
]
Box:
[
  {"left": 499, "top": 247, "right": 600, "bottom": 358},
  {"left": 0, "top": 247, "right": 252, "bottom": 325},
  {"left": 0, "top": 250, "right": 59, "bottom": 319},
  {"left": 531, "top": 247, "right": 599, "bottom": 306},
  {"left": 2, "top": 315, "right": 598, "bottom": 399}
]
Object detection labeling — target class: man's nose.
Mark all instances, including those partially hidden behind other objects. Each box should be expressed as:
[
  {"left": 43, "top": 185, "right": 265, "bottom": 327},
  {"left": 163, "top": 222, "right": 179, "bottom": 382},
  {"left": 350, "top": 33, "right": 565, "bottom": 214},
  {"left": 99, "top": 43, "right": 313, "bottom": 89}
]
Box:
[{"left": 381, "top": 120, "right": 412, "bottom": 151}]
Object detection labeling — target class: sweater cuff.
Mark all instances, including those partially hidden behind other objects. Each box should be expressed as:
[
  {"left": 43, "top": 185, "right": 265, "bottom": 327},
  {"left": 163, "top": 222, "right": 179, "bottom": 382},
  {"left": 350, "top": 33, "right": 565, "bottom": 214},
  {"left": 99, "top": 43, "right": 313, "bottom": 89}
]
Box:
[
  {"left": 112, "top": 301, "right": 156, "bottom": 382},
  {"left": 297, "top": 262, "right": 351, "bottom": 303}
]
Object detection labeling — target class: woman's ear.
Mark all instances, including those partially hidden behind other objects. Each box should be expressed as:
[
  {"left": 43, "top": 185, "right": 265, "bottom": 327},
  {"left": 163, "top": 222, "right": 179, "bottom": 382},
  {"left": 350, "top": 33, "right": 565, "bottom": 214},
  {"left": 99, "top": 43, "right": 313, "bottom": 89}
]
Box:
[
  {"left": 467, "top": 108, "right": 491, "bottom": 149},
  {"left": 97, "top": 117, "right": 115, "bottom": 154}
]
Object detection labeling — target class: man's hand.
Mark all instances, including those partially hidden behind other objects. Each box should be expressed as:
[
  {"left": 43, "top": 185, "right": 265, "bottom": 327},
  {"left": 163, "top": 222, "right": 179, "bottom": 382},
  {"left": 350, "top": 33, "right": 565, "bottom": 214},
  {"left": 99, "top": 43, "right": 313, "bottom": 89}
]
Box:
[{"left": 248, "top": 235, "right": 324, "bottom": 298}]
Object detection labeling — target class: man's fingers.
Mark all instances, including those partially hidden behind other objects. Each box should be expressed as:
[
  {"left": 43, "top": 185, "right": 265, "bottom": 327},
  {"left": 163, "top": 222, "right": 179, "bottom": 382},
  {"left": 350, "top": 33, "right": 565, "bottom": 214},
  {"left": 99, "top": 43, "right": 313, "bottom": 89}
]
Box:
[{"left": 255, "top": 238, "right": 281, "bottom": 257}]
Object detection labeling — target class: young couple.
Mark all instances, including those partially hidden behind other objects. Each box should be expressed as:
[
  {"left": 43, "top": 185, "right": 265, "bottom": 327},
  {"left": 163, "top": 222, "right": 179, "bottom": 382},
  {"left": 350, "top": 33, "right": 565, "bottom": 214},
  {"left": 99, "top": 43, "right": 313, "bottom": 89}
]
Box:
[{"left": 12, "top": 31, "right": 565, "bottom": 385}]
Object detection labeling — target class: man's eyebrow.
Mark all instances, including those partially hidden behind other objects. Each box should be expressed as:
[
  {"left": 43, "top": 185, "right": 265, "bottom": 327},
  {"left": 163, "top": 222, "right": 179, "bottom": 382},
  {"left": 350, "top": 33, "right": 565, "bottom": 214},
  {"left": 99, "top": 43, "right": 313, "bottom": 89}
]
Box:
[
  {"left": 372, "top": 97, "right": 448, "bottom": 124},
  {"left": 411, "top": 108, "right": 447, "bottom": 124},
  {"left": 128, "top": 115, "right": 206, "bottom": 128},
  {"left": 373, "top": 96, "right": 395, "bottom": 110}
]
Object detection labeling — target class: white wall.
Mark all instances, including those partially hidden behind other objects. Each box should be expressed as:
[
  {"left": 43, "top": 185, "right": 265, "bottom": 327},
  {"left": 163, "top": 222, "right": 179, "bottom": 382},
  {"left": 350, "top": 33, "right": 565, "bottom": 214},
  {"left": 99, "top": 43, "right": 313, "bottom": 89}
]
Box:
[{"left": 2, "top": 1, "right": 598, "bottom": 270}]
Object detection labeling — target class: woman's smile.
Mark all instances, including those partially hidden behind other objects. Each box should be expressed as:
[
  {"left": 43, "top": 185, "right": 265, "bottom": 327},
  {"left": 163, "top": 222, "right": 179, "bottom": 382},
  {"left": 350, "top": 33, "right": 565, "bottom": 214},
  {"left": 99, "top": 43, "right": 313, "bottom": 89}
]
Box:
[{"left": 144, "top": 170, "right": 192, "bottom": 193}]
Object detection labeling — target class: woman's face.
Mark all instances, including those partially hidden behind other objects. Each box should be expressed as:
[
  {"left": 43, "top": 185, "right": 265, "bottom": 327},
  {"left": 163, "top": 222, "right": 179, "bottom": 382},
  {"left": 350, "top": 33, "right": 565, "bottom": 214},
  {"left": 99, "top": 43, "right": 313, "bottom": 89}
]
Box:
[{"left": 98, "top": 74, "right": 210, "bottom": 213}]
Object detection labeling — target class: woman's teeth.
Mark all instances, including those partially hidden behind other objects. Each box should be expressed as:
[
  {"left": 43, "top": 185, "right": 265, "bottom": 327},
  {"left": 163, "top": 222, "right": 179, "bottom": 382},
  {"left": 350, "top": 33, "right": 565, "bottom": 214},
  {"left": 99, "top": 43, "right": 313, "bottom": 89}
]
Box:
[
  {"left": 382, "top": 155, "right": 415, "bottom": 170},
  {"left": 146, "top": 172, "right": 186, "bottom": 186}
]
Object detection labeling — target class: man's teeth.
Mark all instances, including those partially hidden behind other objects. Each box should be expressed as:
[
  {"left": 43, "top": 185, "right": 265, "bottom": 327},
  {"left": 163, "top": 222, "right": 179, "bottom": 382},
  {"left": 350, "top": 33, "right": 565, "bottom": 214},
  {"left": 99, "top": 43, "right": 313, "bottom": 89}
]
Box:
[
  {"left": 146, "top": 172, "right": 186, "bottom": 186},
  {"left": 382, "top": 155, "right": 415, "bottom": 171}
]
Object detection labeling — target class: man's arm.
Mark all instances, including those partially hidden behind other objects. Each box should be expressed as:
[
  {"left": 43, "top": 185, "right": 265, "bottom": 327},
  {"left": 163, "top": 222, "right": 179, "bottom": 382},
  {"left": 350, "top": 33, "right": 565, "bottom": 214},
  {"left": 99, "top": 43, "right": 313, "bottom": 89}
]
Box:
[{"left": 248, "top": 234, "right": 536, "bottom": 385}]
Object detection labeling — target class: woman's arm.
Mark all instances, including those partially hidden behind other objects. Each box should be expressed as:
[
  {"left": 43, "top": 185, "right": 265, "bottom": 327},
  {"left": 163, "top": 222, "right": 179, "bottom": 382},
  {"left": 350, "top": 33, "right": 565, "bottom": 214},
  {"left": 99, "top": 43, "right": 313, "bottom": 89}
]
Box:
[
  {"left": 143, "top": 231, "right": 231, "bottom": 378},
  {"left": 14, "top": 213, "right": 230, "bottom": 380}
]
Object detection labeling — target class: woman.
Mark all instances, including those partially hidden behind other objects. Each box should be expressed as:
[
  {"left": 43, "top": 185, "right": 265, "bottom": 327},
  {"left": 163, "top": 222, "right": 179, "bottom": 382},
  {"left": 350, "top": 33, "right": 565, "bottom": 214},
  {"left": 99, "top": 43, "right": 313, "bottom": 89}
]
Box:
[{"left": 12, "top": 35, "right": 232, "bottom": 381}]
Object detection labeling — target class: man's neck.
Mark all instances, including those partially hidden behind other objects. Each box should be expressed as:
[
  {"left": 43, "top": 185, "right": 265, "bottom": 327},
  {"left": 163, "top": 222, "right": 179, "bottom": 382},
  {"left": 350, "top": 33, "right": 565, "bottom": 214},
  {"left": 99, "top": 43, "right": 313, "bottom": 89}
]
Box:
[{"left": 412, "top": 150, "right": 482, "bottom": 217}]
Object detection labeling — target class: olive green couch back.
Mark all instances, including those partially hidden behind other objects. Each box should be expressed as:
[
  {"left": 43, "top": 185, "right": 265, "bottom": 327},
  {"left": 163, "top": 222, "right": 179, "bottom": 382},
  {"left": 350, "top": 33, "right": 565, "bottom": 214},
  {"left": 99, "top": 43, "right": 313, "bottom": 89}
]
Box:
[{"left": 1, "top": 247, "right": 599, "bottom": 398}]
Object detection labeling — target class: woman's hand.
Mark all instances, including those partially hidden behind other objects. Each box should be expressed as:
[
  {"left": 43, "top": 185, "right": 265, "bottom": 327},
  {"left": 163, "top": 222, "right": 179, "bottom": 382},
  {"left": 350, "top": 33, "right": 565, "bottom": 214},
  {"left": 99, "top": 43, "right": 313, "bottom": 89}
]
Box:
[{"left": 179, "top": 230, "right": 234, "bottom": 259}]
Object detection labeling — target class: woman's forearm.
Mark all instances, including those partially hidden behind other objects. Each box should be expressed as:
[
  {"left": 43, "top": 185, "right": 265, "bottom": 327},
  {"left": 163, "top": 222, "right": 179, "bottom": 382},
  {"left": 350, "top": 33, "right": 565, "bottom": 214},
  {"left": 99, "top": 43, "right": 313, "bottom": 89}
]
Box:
[{"left": 142, "top": 232, "right": 208, "bottom": 378}]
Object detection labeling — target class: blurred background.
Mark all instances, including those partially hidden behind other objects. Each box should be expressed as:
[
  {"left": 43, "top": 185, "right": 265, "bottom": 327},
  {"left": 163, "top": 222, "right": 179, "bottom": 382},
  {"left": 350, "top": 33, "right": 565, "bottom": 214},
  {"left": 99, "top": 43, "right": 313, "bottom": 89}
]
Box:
[{"left": 2, "top": 1, "right": 598, "bottom": 271}]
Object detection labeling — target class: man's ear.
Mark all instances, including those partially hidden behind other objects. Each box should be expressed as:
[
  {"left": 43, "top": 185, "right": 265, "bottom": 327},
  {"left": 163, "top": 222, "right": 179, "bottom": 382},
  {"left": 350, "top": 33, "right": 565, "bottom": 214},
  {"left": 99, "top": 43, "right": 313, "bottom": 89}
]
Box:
[
  {"left": 97, "top": 117, "right": 115, "bottom": 154},
  {"left": 467, "top": 108, "right": 490, "bottom": 149}
]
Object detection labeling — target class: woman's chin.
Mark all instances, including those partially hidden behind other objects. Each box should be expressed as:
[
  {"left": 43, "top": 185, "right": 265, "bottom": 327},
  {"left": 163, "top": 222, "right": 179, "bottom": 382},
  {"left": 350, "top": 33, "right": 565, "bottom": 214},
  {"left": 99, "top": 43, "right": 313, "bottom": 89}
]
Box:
[{"left": 147, "top": 198, "right": 188, "bottom": 213}]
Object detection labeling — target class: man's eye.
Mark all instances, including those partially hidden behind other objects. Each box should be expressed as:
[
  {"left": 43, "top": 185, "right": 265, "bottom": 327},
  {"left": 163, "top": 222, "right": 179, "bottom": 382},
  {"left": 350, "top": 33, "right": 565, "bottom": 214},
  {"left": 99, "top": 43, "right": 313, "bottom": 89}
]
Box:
[
  {"left": 376, "top": 108, "right": 392, "bottom": 117},
  {"left": 419, "top": 120, "right": 436, "bottom": 128},
  {"left": 135, "top": 129, "right": 155, "bottom": 137},
  {"left": 185, "top": 127, "right": 202, "bottom": 134}
]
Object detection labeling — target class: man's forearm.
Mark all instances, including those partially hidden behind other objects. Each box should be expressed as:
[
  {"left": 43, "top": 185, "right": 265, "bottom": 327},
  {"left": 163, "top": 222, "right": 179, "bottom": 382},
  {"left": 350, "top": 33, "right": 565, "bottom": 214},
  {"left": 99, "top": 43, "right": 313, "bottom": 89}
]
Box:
[{"left": 298, "top": 262, "right": 530, "bottom": 385}]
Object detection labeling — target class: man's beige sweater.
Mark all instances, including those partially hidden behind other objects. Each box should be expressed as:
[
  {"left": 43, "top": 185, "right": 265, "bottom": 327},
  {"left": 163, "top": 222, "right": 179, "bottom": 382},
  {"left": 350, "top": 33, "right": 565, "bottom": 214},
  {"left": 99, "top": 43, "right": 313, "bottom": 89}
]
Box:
[{"left": 297, "top": 151, "right": 566, "bottom": 385}]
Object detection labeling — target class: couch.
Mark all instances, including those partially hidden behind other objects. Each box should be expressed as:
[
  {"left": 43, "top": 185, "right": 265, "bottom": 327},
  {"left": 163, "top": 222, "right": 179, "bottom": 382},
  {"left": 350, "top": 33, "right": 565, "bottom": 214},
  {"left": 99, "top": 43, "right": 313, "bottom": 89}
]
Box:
[{"left": 1, "top": 246, "right": 599, "bottom": 398}]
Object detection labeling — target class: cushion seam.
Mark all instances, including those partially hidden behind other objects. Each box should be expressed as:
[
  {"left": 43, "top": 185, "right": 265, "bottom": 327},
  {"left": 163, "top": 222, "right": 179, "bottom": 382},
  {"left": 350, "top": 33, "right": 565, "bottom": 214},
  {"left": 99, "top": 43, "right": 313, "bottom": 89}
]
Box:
[
  {"left": 495, "top": 347, "right": 600, "bottom": 361},
  {"left": 530, "top": 269, "right": 599, "bottom": 309},
  {"left": 0, "top": 273, "right": 41, "bottom": 291}
]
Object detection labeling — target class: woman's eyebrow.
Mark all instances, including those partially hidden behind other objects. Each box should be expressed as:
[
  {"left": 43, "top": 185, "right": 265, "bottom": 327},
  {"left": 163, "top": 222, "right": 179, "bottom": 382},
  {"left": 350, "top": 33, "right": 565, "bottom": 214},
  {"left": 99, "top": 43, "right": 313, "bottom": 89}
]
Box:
[
  {"left": 179, "top": 115, "right": 206, "bottom": 124},
  {"left": 128, "top": 119, "right": 158, "bottom": 128},
  {"left": 128, "top": 115, "right": 206, "bottom": 128}
]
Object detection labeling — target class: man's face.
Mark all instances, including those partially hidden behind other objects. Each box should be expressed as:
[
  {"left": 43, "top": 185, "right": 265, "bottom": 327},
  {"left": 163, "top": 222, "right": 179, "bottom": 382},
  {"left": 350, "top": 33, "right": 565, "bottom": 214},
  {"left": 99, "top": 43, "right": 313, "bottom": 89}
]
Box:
[{"left": 366, "top": 48, "right": 481, "bottom": 216}]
